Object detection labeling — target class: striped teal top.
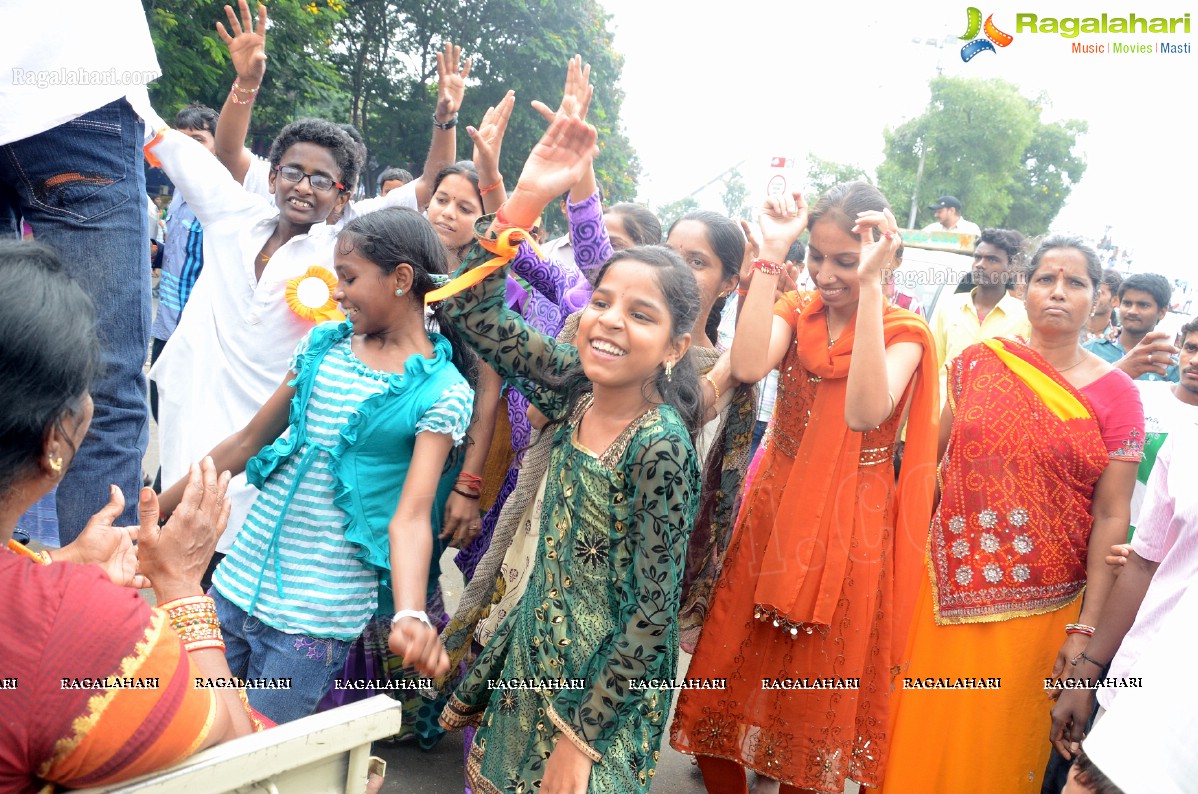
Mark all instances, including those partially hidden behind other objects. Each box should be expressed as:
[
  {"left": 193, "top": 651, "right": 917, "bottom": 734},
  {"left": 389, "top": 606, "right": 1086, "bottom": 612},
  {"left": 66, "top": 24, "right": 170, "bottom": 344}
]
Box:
[{"left": 213, "top": 327, "right": 472, "bottom": 639}]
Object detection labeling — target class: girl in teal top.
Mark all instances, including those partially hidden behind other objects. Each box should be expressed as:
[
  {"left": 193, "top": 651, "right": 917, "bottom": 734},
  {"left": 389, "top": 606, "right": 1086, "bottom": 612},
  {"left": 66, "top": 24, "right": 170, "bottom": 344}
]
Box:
[{"left": 160, "top": 208, "right": 475, "bottom": 723}]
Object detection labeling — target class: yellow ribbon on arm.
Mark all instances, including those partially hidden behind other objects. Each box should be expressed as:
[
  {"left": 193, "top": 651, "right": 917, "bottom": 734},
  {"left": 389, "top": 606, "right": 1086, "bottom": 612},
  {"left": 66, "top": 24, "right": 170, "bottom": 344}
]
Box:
[{"left": 423, "top": 227, "right": 543, "bottom": 304}]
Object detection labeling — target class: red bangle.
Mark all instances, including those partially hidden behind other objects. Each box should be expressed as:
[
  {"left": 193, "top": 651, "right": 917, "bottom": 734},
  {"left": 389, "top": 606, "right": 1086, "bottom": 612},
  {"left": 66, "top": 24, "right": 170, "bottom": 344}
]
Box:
[
  {"left": 735, "top": 287, "right": 749, "bottom": 297},
  {"left": 479, "top": 178, "right": 503, "bottom": 195},
  {"left": 751, "top": 258, "right": 784, "bottom": 276},
  {"left": 494, "top": 204, "right": 533, "bottom": 232}
]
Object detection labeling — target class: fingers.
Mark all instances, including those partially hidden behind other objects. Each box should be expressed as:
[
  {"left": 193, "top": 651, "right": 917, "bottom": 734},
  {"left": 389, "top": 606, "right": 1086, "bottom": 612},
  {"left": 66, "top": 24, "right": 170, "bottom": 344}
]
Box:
[
  {"left": 238, "top": 0, "right": 254, "bottom": 33},
  {"left": 257, "top": 2, "right": 268, "bottom": 32},
  {"left": 223, "top": 4, "right": 243, "bottom": 37},
  {"left": 530, "top": 100, "right": 556, "bottom": 124},
  {"left": 138, "top": 487, "right": 160, "bottom": 536},
  {"left": 215, "top": 21, "right": 233, "bottom": 45},
  {"left": 92, "top": 484, "right": 127, "bottom": 527}
]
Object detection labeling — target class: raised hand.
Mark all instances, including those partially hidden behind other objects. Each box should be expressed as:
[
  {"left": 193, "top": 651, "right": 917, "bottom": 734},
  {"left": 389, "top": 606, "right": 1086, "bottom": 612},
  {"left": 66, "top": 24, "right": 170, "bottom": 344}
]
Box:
[
  {"left": 531, "top": 54, "right": 593, "bottom": 125},
  {"left": 435, "top": 42, "right": 471, "bottom": 122},
  {"left": 757, "top": 192, "right": 808, "bottom": 262},
  {"left": 505, "top": 114, "right": 599, "bottom": 228},
  {"left": 216, "top": 0, "right": 268, "bottom": 84},
  {"left": 852, "top": 208, "right": 901, "bottom": 285},
  {"left": 469, "top": 90, "right": 515, "bottom": 184}
]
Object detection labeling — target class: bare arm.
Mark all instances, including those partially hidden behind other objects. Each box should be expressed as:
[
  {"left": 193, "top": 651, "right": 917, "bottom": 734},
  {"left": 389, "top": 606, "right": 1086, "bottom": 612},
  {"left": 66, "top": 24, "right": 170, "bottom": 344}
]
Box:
[
  {"left": 440, "top": 363, "right": 500, "bottom": 549},
  {"left": 730, "top": 195, "right": 806, "bottom": 383},
  {"left": 387, "top": 432, "right": 456, "bottom": 677},
  {"left": 213, "top": 0, "right": 267, "bottom": 183},
  {"left": 137, "top": 461, "right": 256, "bottom": 746},
  {"left": 843, "top": 210, "right": 920, "bottom": 431},
  {"left": 412, "top": 43, "right": 469, "bottom": 209},
  {"left": 158, "top": 375, "right": 293, "bottom": 517},
  {"left": 1047, "top": 459, "right": 1139, "bottom": 689}
]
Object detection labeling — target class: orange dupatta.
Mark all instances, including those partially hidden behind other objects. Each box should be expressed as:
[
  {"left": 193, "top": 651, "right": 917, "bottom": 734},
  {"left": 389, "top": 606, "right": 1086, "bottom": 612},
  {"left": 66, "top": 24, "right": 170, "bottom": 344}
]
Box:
[{"left": 752, "top": 295, "right": 939, "bottom": 664}]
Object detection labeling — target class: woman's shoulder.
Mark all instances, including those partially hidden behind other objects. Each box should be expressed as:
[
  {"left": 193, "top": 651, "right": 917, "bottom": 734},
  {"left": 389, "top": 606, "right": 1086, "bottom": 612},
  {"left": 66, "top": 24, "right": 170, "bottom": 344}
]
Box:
[
  {"left": 2, "top": 556, "right": 150, "bottom": 647},
  {"left": 631, "top": 405, "right": 698, "bottom": 463}
]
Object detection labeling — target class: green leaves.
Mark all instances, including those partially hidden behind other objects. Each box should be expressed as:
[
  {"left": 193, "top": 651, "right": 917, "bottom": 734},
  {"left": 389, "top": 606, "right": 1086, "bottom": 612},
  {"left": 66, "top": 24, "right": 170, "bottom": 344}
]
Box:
[{"left": 877, "top": 75, "right": 1086, "bottom": 236}]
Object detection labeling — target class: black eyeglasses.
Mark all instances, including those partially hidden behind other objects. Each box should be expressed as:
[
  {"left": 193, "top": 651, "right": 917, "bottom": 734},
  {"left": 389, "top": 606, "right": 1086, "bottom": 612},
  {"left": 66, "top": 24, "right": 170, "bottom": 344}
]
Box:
[{"left": 273, "top": 165, "right": 345, "bottom": 193}]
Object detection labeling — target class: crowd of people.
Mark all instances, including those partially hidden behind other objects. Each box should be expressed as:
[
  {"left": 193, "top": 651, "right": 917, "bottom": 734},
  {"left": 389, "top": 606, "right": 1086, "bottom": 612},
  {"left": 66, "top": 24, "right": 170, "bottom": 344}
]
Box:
[{"left": 2, "top": 2, "right": 1195, "bottom": 794}]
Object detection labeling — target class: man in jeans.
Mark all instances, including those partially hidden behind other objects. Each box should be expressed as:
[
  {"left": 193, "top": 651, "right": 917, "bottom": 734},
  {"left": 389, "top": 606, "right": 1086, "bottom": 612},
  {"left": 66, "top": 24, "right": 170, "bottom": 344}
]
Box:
[{"left": 1, "top": 0, "right": 161, "bottom": 542}]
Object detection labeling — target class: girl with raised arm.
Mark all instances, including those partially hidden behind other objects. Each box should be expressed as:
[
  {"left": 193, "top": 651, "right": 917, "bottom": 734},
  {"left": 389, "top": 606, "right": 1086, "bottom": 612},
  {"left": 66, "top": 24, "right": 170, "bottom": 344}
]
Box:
[
  {"left": 670, "top": 184, "right": 940, "bottom": 793},
  {"left": 433, "top": 101, "right": 702, "bottom": 794}
]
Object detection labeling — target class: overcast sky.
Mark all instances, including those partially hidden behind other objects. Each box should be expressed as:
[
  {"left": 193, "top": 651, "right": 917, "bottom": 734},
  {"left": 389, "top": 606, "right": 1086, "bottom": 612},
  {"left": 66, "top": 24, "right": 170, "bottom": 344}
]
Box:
[{"left": 596, "top": 0, "right": 1195, "bottom": 279}]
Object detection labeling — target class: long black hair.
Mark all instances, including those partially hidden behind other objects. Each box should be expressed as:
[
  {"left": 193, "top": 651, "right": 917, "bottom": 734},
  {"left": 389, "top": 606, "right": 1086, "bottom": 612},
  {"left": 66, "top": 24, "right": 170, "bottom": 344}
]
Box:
[
  {"left": 544, "top": 245, "right": 704, "bottom": 436},
  {"left": 0, "top": 240, "right": 99, "bottom": 494},
  {"left": 335, "top": 207, "right": 478, "bottom": 392},
  {"left": 670, "top": 210, "right": 744, "bottom": 345}
]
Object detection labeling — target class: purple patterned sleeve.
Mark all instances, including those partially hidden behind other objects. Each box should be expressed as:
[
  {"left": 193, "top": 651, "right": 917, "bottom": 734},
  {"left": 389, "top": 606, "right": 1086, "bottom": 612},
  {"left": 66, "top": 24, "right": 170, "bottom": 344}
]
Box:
[{"left": 507, "top": 192, "right": 610, "bottom": 315}]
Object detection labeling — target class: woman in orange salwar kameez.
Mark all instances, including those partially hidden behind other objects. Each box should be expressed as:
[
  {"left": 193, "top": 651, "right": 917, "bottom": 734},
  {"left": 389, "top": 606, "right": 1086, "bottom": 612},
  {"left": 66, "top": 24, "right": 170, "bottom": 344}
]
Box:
[
  {"left": 670, "top": 184, "right": 939, "bottom": 793},
  {"left": 880, "top": 236, "right": 1143, "bottom": 793}
]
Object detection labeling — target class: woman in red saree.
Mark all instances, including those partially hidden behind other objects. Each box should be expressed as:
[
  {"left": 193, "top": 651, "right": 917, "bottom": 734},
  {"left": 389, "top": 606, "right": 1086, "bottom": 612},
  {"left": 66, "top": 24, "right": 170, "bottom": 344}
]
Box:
[
  {"left": 880, "top": 235, "right": 1143, "bottom": 792},
  {"left": 0, "top": 241, "right": 257, "bottom": 793},
  {"left": 670, "top": 184, "right": 940, "bottom": 793}
]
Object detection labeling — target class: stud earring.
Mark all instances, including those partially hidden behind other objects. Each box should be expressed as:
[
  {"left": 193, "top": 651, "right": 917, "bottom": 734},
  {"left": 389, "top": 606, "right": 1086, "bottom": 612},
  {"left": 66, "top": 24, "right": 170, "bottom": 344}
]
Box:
[
  {"left": 664, "top": 360, "right": 674, "bottom": 382},
  {"left": 48, "top": 455, "right": 63, "bottom": 475},
  {"left": 395, "top": 287, "right": 404, "bottom": 297}
]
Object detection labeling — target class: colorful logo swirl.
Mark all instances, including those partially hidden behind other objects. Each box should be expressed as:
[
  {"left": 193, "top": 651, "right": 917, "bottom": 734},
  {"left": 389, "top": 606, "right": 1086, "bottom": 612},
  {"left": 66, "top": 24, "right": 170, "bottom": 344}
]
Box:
[{"left": 960, "top": 7, "right": 1014, "bottom": 61}]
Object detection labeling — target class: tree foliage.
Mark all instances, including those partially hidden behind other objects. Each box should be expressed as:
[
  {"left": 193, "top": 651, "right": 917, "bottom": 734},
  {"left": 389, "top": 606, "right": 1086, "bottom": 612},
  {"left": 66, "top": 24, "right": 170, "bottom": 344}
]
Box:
[
  {"left": 654, "top": 196, "right": 699, "bottom": 231},
  {"left": 805, "top": 156, "right": 871, "bottom": 206},
  {"left": 877, "top": 76, "right": 1086, "bottom": 236},
  {"left": 721, "top": 169, "right": 750, "bottom": 221},
  {"left": 144, "top": 0, "right": 640, "bottom": 225}
]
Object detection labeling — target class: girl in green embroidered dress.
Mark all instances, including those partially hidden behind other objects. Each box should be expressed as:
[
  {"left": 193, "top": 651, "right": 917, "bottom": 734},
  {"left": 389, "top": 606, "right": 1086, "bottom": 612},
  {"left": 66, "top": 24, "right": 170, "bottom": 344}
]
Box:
[{"left": 431, "top": 100, "right": 703, "bottom": 793}]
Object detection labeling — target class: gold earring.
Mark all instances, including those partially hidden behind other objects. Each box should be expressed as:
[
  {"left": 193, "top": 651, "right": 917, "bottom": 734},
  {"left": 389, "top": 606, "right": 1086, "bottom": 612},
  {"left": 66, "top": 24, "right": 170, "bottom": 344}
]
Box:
[
  {"left": 664, "top": 360, "right": 674, "bottom": 382},
  {"left": 48, "top": 455, "right": 63, "bottom": 475}
]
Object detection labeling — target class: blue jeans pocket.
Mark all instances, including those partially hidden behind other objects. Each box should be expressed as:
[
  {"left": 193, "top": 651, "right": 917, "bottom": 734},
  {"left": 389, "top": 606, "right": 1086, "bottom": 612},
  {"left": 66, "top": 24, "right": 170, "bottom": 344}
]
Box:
[{"left": 7, "top": 101, "right": 134, "bottom": 222}]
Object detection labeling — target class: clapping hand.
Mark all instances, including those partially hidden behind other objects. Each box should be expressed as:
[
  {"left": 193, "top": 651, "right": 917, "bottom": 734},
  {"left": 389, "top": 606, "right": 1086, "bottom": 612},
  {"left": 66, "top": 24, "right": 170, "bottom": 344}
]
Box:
[
  {"left": 435, "top": 43, "right": 471, "bottom": 123},
  {"left": 59, "top": 485, "right": 150, "bottom": 589},
  {"left": 216, "top": 0, "right": 268, "bottom": 84}
]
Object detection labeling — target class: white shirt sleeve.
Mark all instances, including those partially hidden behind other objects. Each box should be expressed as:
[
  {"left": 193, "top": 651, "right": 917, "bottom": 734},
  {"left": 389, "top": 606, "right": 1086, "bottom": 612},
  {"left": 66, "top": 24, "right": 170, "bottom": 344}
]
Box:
[
  {"left": 241, "top": 150, "right": 275, "bottom": 201},
  {"left": 147, "top": 130, "right": 268, "bottom": 229}
]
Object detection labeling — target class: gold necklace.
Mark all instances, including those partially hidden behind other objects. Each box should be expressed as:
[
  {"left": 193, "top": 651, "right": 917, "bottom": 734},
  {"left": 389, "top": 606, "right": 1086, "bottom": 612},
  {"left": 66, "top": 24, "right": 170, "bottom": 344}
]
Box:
[
  {"left": 825, "top": 314, "right": 839, "bottom": 349},
  {"left": 1057, "top": 354, "right": 1085, "bottom": 372}
]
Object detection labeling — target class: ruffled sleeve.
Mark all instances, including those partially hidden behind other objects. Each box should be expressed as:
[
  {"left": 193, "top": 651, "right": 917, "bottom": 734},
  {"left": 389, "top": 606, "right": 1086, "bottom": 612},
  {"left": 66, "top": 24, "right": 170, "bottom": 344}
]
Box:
[{"left": 415, "top": 380, "right": 474, "bottom": 444}]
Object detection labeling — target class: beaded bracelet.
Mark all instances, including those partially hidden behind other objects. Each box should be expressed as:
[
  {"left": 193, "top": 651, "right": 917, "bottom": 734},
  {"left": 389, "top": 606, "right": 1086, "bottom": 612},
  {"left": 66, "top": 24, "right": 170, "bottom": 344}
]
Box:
[
  {"left": 751, "top": 258, "right": 784, "bottom": 276},
  {"left": 231, "top": 79, "right": 259, "bottom": 95}
]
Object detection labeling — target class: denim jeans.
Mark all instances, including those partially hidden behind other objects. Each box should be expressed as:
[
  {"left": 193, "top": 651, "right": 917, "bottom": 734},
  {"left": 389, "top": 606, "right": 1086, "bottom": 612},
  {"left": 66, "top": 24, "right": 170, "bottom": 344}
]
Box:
[
  {"left": 213, "top": 589, "right": 351, "bottom": 725},
  {"left": 0, "top": 99, "right": 150, "bottom": 542}
]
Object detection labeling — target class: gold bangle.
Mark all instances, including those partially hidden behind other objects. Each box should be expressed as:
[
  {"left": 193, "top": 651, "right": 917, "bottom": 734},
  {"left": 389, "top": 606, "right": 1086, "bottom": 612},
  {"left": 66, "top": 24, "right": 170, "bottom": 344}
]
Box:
[{"left": 704, "top": 372, "right": 721, "bottom": 403}]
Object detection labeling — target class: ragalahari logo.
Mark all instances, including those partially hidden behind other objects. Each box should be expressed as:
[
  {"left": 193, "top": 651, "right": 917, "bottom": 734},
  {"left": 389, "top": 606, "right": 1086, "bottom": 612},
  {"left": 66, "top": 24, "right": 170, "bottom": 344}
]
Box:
[{"left": 959, "top": 7, "right": 1014, "bottom": 61}]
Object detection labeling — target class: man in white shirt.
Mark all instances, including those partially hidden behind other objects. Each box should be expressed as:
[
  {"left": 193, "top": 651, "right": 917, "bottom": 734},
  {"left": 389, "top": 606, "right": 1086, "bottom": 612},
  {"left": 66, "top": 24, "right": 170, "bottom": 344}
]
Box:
[
  {"left": 0, "top": 0, "right": 161, "bottom": 542},
  {"left": 923, "top": 195, "right": 982, "bottom": 236}
]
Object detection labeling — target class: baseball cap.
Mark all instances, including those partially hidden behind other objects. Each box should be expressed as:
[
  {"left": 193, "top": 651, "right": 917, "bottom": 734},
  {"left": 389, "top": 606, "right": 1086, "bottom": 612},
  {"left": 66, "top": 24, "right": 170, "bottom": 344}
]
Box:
[{"left": 928, "top": 196, "right": 962, "bottom": 211}]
